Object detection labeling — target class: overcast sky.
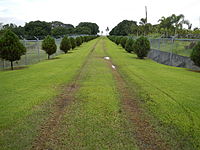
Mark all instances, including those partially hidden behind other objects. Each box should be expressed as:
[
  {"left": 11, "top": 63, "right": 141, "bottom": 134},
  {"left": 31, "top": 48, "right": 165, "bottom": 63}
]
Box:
[{"left": 0, "top": 0, "right": 200, "bottom": 33}]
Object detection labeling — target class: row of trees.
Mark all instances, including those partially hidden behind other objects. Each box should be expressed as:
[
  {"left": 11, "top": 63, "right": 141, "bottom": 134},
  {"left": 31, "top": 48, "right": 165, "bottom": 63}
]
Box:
[
  {"left": 0, "top": 29, "right": 98, "bottom": 70},
  {"left": 42, "top": 35, "right": 98, "bottom": 59},
  {"left": 110, "top": 14, "right": 200, "bottom": 38},
  {"left": 1, "top": 21, "right": 99, "bottom": 40},
  {"left": 108, "top": 36, "right": 150, "bottom": 59},
  {"left": 108, "top": 35, "right": 200, "bottom": 67}
]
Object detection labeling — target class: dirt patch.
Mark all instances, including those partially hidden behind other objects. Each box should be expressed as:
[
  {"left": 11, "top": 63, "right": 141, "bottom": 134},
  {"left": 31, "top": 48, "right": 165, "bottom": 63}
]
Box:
[
  {"left": 189, "top": 69, "right": 200, "bottom": 73},
  {"left": 102, "top": 41, "right": 170, "bottom": 150},
  {"left": 31, "top": 40, "right": 100, "bottom": 150}
]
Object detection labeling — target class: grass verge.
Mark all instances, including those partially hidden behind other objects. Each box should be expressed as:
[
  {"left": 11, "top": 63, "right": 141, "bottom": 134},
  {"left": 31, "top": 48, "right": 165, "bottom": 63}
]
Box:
[
  {"left": 0, "top": 39, "right": 98, "bottom": 150},
  {"left": 106, "top": 37, "right": 200, "bottom": 150}
]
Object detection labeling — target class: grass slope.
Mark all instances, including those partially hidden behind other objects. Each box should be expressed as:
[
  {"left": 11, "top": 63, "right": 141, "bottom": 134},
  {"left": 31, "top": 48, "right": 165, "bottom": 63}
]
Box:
[
  {"left": 105, "top": 37, "right": 200, "bottom": 149},
  {"left": 0, "top": 39, "right": 98, "bottom": 150},
  {"left": 49, "top": 38, "right": 137, "bottom": 149}
]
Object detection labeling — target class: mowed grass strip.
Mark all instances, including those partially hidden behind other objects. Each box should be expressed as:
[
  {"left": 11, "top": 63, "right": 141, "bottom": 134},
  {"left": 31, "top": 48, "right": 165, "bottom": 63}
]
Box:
[
  {"left": 49, "top": 39, "right": 137, "bottom": 150},
  {"left": 0, "top": 39, "right": 98, "bottom": 150},
  {"left": 105, "top": 37, "right": 200, "bottom": 149}
]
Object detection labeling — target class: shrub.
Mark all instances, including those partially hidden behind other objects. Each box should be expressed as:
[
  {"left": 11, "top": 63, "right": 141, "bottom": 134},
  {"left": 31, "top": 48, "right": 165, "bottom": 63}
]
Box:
[
  {"left": 191, "top": 41, "right": 200, "bottom": 67},
  {"left": 76, "top": 37, "right": 82, "bottom": 46},
  {"left": 125, "top": 38, "right": 134, "bottom": 53},
  {"left": 133, "top": 36, "right": 150, "bottom": 59},
  {"left": 80, "top": 36, "right": 84, "bottom": 43},
  {"left": 69, "top": 37, "right": 76, "bottom": 49},
  {"left": 42, "top": 35, "right": 57, "bottom": 59},
  {"left": 0, "top": 29, "right": 26, "bottom": 70},
  {"left": 60, "top": 36, "right": 71, "bottom": 53},
  {"left": 120, "top": 37, "right": 128, "bottom": 48},
  {"left": 116, "top": 36, "right": 122, "bottom": 45}
]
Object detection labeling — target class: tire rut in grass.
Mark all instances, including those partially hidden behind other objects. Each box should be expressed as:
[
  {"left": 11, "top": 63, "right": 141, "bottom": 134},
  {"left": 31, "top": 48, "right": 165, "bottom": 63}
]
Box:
[
  {"left": 102, "top": 40, "right": 171, "bottom": 150},
  {"left": 31, "top": 40, "right": 100, "bottom": 150}
]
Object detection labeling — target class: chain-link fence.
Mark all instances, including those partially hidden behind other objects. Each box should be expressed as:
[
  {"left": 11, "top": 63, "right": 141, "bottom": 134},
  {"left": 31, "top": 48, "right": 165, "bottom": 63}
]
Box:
[
  {"left": 0, "top": 38, "right": 64, "bottom": 70},
  {"left": 149, "top": 38, "right": 200, "bottom": 57}
]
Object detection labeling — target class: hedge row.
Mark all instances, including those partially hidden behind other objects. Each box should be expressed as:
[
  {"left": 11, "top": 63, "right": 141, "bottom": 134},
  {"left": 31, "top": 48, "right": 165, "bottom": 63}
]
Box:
[
  {"left": 108, "top": 36, "right": 200, "bottom": 67},
  {"left": 108, "top": 36, "right": 150, "bottom": 59},
  {"left": 0, "top": 29, "right": 98, "bottom": 70},
  {"left": 43, "top": 35, "right": 98, "bottom": 59}
]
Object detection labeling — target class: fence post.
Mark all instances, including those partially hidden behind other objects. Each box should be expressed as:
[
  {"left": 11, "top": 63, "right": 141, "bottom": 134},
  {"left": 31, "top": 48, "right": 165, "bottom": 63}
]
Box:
[
  {"left": 34, "top": 36, "right": 40, "bottom": 62},
  {"left": 37, "top": 39, "right": 40, "bottom": 62},
  {"left": 170, "top": 38, "right": 174, "bottom": 65},
  {"left": 24, "top": 39, "right": 28, "bottom": 65},
  {"left": 3, "top": 59, "right": 5, "bottom": 69}
]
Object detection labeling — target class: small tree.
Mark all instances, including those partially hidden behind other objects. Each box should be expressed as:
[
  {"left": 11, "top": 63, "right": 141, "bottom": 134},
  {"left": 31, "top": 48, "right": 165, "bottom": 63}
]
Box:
[
  {"left": 191, "top": 41, "right": 200, "bottom": 67},
  {"left": 116, "top": 36, "right": 122, "bottom": 45},
  {"left": 125, "top": 38, "right": 134, "bottom": 53},
  {"left": 42, "top": 35, "right": 57, "bottom": 59},
  {"left": 0, "top": 29, "right": 26, "bottom": 70},
  {"left": 60, "top": 36, "right": 71, "bottom": 53},
  {"left": 76, "top": 37, "right": 82, "bottom": 46},
  {"left": 133, "top": 36, "right": 150, "bottom": 59},
  {"left": 120, "top": 37, "right": 128, "bottom": 48},
  {"left": 69, "top": 37, "right": 76, "bottom": 49}
]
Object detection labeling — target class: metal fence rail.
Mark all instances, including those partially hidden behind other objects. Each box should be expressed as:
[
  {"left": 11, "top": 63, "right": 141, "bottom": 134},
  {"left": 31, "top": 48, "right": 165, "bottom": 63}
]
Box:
[{"left": 149, "top": 38, "right": 200, "bottom": 57}]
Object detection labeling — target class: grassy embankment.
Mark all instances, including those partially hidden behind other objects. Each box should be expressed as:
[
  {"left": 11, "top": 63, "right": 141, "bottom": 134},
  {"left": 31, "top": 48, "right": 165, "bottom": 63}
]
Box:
[
  {"left": 0, "top": 39, "right": 97, "bottom": 150},
  {"left": 106, "top": 37, "right": 200, "bottom": 149}
]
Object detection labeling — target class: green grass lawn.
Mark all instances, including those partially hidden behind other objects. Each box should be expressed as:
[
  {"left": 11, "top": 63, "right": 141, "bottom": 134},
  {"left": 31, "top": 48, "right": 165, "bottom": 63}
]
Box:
[
  {"left": 1, "top": 36, "right": 200, "bottom": 150},
  {"left": 106, "top": 37, "right": 200, "bottom": 149},
  {"left": 0, "top": 39, "right": 98, "bottom": 150},
  {"left": 48, "top": 38, "right": 138, "bottom": 149}
]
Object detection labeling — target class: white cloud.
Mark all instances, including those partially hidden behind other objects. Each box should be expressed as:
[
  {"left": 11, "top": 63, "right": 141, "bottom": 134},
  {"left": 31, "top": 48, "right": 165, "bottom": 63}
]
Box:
[{"left": 0, "top": 0, "right": 199, "bottom": 32}]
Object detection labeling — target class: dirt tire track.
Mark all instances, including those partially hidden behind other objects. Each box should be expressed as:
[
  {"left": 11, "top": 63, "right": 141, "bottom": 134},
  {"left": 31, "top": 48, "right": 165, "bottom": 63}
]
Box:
[
  {"left": 31, "top": 39, "right": 100, "bottom": 150},
  {"left": 102, "top": 40, "right": 170, "bottom": 150}
]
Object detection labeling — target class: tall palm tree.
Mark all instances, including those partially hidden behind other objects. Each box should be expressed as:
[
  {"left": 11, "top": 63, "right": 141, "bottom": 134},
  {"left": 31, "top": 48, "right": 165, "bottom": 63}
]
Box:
[{"left": 171, "top": 14, "right": 185, "bottom": 35}]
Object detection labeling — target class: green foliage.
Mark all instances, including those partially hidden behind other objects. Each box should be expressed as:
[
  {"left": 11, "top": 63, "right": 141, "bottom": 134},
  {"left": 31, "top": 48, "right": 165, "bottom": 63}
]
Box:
[
  {"left": 42, "top": 35, "right": 57, "bottom": 59},
  {"left": 120, "top": 37, "right": 128, "bottom": 48},
  {"left": 0, "top": 29, "right": 26, "bottom": 70},
  {"left": 109, "top": 20, "right": 137, "bottom": 36},
  {"left": 76, "top": 37, "right": 82, "bottom": 46},
  {"left": 190, "top": 41, "right": 200, "bottom": 67},
  {"left": 125, "top": 38, "right": 134, "bottom": 53},
  {"left": 115, "top": 36, "right": 122, "bottom": 45},
  {"left": 74, "top": 27, "right": 91, "bottom": 35},
  {"left": 51, "top": 27, "right": 74, "bottom": 38},
  {"left": 69, "top": 37, "right": 77, "bottom": 49},
  {"left": 133, "top": 36, "right": 150, "bottom": 59},
  {"left": 3, "top": 23, "right": 25, "bottom": 38},
  {"left": 24, "top": 21, "right": 51, "bottom": 39},
  {"left": 60, "top": 36, "right": 72, "bottom": 53},
  {"left": 77, "top": 22, "right": 99, "bottom": 35}
]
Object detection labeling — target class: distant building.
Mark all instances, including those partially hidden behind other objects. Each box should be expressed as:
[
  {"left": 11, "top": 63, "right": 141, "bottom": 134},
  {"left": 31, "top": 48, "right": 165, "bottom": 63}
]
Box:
[{"left": 51, "top": 21, "right": 74, "bottom": 29}]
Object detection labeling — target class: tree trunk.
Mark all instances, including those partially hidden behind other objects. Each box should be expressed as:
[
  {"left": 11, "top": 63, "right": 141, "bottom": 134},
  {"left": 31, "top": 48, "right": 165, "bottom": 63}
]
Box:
[
  {"left": 11, "top": 61, "right": 13, "bottom": 70},
  {"left": 48, "top": 55, "right": 50, "bottom": 59}
]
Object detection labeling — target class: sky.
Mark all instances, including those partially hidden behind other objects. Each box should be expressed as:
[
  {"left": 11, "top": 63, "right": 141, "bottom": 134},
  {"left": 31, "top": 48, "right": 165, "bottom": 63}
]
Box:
[{"left": 0, "top": 0, "right": 200, "bottom": 33}]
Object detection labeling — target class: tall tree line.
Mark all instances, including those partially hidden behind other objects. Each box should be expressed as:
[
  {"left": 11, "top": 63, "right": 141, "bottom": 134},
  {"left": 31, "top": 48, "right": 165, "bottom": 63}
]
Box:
[
  {"left": 1, "top": 21, "right": 99, "bottom": 39},
  {"left": 110, "top": 14, "right": 200, "bottom": 38}
]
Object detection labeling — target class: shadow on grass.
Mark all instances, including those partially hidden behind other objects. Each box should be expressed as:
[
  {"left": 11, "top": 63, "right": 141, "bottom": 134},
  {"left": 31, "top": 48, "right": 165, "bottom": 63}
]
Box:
[
  {"left": 2, "top": 66, "right": 29, "bottom": 71},
  {"left": 189, "top": 70, "right": 200, "bottom": 73}
]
